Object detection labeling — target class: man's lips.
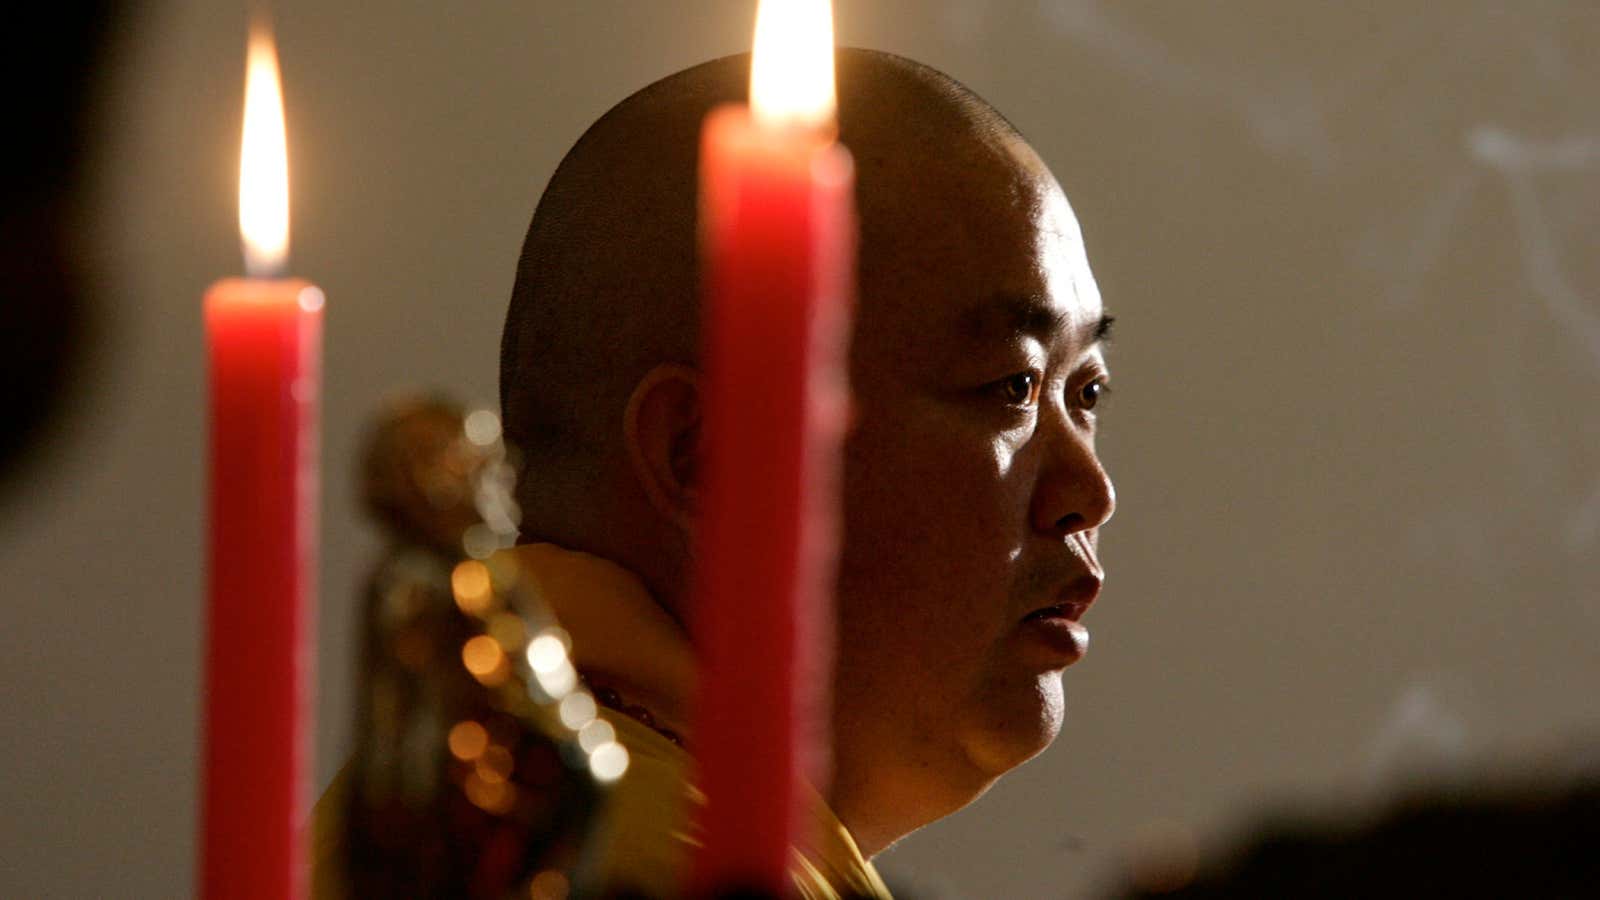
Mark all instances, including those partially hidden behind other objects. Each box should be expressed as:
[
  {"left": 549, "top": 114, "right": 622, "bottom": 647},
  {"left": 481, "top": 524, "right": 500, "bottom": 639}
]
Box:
[
  {"left": 1017, "top": 574, "right": 1101, "bottom": 666},
  {"left": 1022, "top": 574, "right": 1102, "bottom": 623}
]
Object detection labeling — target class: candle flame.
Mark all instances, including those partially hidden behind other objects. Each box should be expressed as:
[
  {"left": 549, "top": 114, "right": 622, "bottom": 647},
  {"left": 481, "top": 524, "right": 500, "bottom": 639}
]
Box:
[
  {"left": 239, "top": 25, "right": 289, "bottom": 276},
  {"left": 750, "top": 0, "right": 837, "bottom": 130}
]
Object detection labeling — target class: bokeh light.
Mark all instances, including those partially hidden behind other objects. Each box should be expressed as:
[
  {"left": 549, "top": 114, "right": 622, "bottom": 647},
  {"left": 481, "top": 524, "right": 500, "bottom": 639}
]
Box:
[
  {"left": 577, "top": 718, "right": 615, "bottom": 754},
  {"left": 451, "top": 560, "right": 493, "bottom": 615},
  {"left": 461, "top": 635, "right": 504, "bottom": 678},
  {"left": 447, "top": 720, "right": 489, "bottom": 761},
  {"left": 463, "top": 408, "right": 502, "bottom": 447},
  {"left": 525, "top": 633, "right": 567, "bottom": 674},
  {"left": 558, "top": 691, "right": 597, "bottom": 730},
  {"left": 588, "top": 741, "right": 629, "bottom": 783},
  {"left": 464, "top": 771, "right": 517, "bottom": 814}
]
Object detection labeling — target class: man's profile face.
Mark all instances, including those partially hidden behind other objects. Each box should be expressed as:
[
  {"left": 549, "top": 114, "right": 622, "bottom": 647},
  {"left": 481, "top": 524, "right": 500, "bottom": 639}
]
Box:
[{"left": 832, "top": 133, "right": 1115, "bottom": 804}]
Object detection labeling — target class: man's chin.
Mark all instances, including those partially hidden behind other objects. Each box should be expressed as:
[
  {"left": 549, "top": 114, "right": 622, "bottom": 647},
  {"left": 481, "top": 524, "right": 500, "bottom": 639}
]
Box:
[{"left": 961, "top": 675, "right": 1066, "bottom": 777}]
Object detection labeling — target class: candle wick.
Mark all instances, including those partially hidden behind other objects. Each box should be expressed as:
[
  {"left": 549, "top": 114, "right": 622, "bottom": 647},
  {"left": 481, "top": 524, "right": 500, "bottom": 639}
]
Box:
[{"left": 243, "top": 241, "right": 288, "bottom": 279}]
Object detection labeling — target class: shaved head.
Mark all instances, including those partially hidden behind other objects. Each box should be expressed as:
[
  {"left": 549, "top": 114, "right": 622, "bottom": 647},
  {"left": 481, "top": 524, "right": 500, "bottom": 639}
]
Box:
[
  {"left": 500, "top": 48, "right": 1115, "bottom": 855},
  {"left": 501, "top": 49, "right": 1022, "bottom": 480}
]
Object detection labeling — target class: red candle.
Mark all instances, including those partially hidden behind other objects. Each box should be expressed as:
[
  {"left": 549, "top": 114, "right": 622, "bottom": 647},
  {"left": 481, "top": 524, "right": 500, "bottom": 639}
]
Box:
[
  {"left": 200, "top": 26, "right": 321, "bottom": 900},
  {"left": 691, "top": 0, "right": 856, "bottom": 891}
]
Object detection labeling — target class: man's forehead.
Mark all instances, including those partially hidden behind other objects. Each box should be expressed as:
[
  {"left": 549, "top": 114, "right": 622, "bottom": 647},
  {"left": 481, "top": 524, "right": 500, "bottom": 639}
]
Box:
[
  {"left": 955, "top": 181, "right": 1106, "bottom": 348},
  {"left": 1035, "top": 179, "right": 1102, "bottom": 320},
  {"left": 854, "top": 133, "right": 1107, "bottom": 360}
]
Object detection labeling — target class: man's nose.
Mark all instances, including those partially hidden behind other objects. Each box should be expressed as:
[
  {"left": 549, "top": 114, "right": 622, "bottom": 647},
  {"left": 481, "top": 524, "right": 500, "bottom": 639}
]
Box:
[{"left": 1029, "top": 424, "right": 1116, "bottom": 540}]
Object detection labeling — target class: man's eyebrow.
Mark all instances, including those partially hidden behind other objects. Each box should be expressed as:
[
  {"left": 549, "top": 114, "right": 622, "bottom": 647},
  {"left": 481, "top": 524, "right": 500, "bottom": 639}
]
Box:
[
  {"left": 959, "top": 292, "right": 1116, "bottom": 347},
  {"left": 1093, "top": 314, "right": 1115, "bottom": 344},
  {"left": 960, "top": 292, "right": 1068, "bottom": 342}
]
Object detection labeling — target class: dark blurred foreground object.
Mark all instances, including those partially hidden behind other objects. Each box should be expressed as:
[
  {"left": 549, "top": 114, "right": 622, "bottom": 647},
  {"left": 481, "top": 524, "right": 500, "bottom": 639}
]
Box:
[
  {"left": 1, "top": 3, "right": 116, "bottom": 497},
  {"left": 1119, "top": 775, "right": 1600, "bottom": 899},
  {"left": 342, "top": 396, "right": 608, "bottom": 898}
]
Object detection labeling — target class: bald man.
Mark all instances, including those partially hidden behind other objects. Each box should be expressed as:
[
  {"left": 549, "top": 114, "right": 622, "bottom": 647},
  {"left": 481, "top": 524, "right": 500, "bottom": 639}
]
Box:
[
  {"left": 316, "top": 48, "right": 1115, "bottom": 899},
  {"left": 498, "top": 46, "right": 1114, "bottom": 895}
]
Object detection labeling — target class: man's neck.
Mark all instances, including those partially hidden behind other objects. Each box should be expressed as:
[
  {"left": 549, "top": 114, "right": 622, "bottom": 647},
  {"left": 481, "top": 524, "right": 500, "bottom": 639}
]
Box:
[{"left": 504, "top": 541, "right": 697, "bottom": 738}]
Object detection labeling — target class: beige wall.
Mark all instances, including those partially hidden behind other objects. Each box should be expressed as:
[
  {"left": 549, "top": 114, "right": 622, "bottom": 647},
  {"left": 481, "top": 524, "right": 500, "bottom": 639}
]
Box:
[{"left": 4, "top": 1, "right": 1596, "bottom": 896}]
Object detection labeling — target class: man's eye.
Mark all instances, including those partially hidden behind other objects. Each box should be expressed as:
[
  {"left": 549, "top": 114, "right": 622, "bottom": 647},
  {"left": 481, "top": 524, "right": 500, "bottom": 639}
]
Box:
[
  {"left": 993, "top": 372, "right": 1041, "bottom": 407},
  {"left": 1079, "top": 379, "right": 1109, "bottom": 410}
]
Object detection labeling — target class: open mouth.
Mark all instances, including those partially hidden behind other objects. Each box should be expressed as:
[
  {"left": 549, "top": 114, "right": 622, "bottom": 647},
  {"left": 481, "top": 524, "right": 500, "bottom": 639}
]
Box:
[
  {"left": 1023, "top": 604, "right": 1071, "bottom": 622},
  {"left": 1023, "top": 600, "right": 1089, "bottom": 623}
]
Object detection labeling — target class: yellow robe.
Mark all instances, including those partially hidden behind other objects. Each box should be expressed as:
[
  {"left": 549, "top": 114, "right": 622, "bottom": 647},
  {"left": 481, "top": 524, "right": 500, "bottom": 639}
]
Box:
[{"left": 312, "top": 542, "right": 891, "bottom": 899}]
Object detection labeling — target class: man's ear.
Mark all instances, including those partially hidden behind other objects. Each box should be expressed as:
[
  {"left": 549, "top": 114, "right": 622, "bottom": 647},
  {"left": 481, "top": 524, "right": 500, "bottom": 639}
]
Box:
[{"left": 623, "top": 363, "right": 701, "bottom": 532}]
